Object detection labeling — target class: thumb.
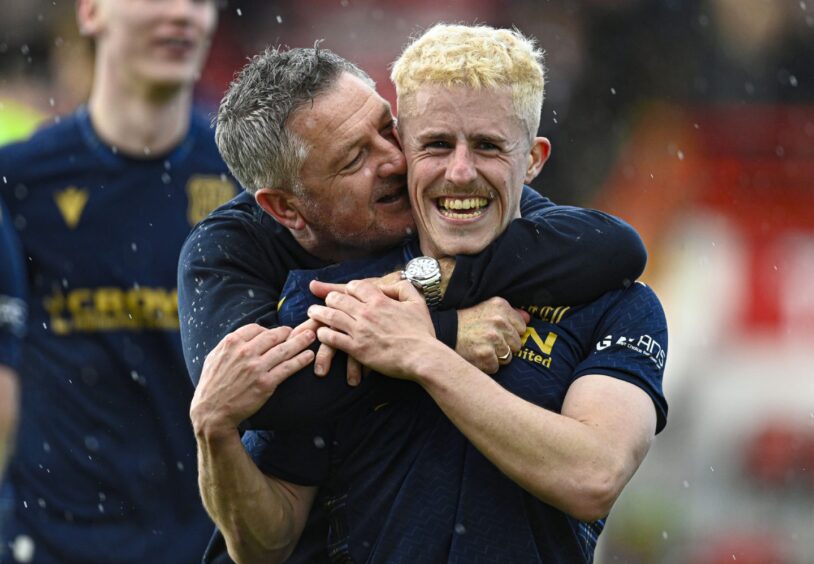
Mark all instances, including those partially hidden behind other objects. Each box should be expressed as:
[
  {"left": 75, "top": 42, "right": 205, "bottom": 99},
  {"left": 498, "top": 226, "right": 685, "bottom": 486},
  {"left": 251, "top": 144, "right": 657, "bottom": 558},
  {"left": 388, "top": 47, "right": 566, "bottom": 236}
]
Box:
[{"left": 381, "top": 280, "right": 424, "bottom": 303}]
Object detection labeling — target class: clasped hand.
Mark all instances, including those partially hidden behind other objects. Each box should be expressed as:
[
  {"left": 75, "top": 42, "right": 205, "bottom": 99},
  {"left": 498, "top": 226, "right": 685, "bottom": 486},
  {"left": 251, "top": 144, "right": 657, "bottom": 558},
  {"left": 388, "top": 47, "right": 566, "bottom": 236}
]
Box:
[{"left": 307, "top": 278, "right": 436, "bottom": 380}]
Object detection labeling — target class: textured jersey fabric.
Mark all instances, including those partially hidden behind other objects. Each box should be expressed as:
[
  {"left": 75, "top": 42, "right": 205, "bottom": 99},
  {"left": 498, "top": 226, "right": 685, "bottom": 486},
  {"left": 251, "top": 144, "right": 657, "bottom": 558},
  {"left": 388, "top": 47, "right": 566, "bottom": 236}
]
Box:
[
  {"left": 182, "top": 185, "right": 648, "bottom": 564},
  {"left": 0, "top": 107, "right": 237, "bottom": 563},
  {"left": 253, "top": 259, "right": 667, "bottom": 562}
]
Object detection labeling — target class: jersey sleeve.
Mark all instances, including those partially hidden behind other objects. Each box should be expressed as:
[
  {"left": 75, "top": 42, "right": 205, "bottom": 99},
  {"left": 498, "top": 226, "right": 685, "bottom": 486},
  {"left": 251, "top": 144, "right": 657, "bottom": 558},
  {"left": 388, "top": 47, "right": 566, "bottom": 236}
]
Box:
[
  {"left": 442, "top": 186, "right": 647, "bottom": 309},
  {"left": 572, "top": 283, "right": 669, "bottom": 433},
  {"left": 178, "top": 212, "right": 288, "bottom": 387},
  {"left": 0, "top": 197, "right": 27, "bottom": 369},
  {"left": 242, "top": 427, "right": 334, "bottom": 486}
]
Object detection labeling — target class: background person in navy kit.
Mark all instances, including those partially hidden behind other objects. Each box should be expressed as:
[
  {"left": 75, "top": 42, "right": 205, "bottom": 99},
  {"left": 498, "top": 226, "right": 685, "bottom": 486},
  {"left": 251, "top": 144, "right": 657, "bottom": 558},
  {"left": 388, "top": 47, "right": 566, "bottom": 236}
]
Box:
[
  {"left": 0, "top": 1, "right": 237, "bottom": 562},
  {"left": 183, "top": 44, "right": 651, "bottom": 563}
]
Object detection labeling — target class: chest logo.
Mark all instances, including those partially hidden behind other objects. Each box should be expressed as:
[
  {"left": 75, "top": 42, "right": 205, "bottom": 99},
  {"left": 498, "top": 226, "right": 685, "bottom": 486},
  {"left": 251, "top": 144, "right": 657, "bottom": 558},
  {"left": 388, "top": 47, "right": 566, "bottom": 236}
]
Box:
[
  {"left": 516, "top": 327, "right": 558, "bottom": 368},
  {"left": 54, "top": 186, "right": 89, "bottom": 229},
  {"left": 186, "top": 175, "right": 237, "bottom": 226}
]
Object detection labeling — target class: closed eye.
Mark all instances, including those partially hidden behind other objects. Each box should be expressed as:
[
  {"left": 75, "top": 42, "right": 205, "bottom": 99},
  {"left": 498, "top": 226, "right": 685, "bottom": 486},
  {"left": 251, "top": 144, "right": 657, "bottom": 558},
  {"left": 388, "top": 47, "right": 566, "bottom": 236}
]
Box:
[{"left": 343, "top": 151, "right": 364, "bottom": 171}]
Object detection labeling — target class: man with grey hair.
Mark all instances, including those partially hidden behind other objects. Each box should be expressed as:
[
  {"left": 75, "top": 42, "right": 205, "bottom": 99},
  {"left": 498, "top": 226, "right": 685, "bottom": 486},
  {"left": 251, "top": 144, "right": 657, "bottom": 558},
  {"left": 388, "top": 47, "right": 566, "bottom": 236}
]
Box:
[{"left": 180, "top": 42, "right": 652, "bottom": 562}]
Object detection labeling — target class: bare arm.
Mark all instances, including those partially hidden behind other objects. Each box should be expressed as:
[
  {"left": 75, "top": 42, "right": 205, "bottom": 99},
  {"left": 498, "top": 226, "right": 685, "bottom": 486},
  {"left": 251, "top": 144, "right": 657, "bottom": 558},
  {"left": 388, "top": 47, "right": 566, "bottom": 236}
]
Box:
[
  {"left": 309, "top": 280, "right": 657, "bottom": 521},
  {"left": 190, "top": 324, "right": 318, "bottom": 562},
  {"left": 408, "top": 362, "right": 655, "bottom": 521}
]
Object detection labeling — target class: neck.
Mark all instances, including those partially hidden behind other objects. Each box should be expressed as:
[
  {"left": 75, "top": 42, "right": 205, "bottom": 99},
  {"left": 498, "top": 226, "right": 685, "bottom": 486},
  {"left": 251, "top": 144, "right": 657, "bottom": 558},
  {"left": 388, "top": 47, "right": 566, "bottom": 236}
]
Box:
[
  {"left": 88, "top": 63, "right": 194, "bottom": 157},
  {"left": 290, "top": 228, "right": 377, "bottom": 264}
]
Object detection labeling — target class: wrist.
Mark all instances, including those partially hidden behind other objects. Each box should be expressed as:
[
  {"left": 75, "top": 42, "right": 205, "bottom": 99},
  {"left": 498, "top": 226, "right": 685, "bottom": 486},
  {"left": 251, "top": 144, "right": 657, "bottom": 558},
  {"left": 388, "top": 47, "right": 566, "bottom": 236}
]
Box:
[
  {"left": 191, "top": 404, "right": 240, "bottom": 443},
  {"left": 408, "top": 341, "right": 460, "bottom": 388}
]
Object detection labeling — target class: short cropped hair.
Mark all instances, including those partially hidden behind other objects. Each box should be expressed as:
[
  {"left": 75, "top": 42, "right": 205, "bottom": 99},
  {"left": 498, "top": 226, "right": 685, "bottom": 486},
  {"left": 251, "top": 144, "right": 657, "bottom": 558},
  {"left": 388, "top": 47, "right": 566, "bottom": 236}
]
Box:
[
  {"left": 391, "top": 24, "right": 545, "bottom": 141},
  {"left": 216, "top": 45, "right": 374, "bottom": 194}
]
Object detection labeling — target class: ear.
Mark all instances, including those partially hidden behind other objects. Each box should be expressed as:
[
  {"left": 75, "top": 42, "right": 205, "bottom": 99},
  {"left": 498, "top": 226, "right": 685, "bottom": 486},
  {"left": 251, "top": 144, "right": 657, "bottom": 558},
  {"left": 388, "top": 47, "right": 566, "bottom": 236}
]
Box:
[
  {"left": 524, "top": 137, "right": 551, "bottom": 183},
  {"left": 255, "top": 188, "right": 307, "bottom": 231},
  {"left": 76, "top": 0, "right": 103, "bottom": 37}
]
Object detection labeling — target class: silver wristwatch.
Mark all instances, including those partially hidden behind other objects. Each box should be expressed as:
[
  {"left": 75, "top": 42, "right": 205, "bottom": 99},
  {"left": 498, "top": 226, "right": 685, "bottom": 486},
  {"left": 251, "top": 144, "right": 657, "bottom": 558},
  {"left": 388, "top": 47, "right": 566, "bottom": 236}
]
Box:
[{"left": 401, "top": 256, "right": 443, "bottom": 309}]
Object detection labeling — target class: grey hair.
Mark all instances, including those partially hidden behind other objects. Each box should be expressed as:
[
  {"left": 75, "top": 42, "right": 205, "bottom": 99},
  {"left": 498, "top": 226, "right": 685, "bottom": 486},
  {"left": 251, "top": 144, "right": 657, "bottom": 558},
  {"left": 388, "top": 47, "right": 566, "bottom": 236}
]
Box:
[{"left": 215, "top": 44, "right": 375, "bottom": 195}]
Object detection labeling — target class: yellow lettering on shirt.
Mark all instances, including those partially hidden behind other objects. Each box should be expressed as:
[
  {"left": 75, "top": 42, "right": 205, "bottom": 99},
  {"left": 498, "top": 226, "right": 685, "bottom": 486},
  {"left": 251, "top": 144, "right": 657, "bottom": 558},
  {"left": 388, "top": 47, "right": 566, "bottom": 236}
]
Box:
[{"left": 44, "top": 286, "right": 179, "bottom": 335}]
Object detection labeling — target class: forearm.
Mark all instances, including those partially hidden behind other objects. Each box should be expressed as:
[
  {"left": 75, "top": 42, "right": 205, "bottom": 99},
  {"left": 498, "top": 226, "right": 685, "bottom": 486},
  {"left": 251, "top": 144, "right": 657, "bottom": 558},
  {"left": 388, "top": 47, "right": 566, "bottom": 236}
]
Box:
[
  {"left": 194, "top": 423, "right": 303, "bottom": 563},
  {"left": 0, "top": 366, "right": 19, "bottom": 481},
  {"left": 411, "top": 346, "right": 629, "bottom": 521},
  {"left": 443, "top": 209, "right": 646, "bottom": 309}
]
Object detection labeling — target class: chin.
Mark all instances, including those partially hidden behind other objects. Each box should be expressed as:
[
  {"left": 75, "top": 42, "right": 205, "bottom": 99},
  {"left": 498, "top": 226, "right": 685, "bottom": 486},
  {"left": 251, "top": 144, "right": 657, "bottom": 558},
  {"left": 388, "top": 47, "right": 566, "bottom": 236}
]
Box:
[
  {"left": 146, "top": 65, "right": 200, "bottom": 88},
  {"left": 430, "top": 237, "right": 490, "bottom": 257}
]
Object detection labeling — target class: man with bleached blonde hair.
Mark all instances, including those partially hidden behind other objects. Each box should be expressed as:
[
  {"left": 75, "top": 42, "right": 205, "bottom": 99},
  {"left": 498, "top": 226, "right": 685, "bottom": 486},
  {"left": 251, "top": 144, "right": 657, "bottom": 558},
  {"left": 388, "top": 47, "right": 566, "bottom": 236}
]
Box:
[{"left": 192, "top": 24, "right": 664, "bottom": 563}]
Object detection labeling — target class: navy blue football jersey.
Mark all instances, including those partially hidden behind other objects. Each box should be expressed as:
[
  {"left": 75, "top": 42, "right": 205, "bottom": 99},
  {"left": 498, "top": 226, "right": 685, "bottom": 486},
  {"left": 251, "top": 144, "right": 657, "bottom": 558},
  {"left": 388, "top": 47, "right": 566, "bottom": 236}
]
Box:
[
  {"left": 246, "top": 249, "right": 667, "bottom": 563},
  {"left": 0, "top": 107, "right": 237, "bottom": 563},
  {"left": 181, "top": 186, "right": 648, "bottom": 564},
  {"left": 180, "top": 187, "right": 648, "bottom": 432},
  {"left": 0, "top": 197, "right": 26, "bottom": 370}
]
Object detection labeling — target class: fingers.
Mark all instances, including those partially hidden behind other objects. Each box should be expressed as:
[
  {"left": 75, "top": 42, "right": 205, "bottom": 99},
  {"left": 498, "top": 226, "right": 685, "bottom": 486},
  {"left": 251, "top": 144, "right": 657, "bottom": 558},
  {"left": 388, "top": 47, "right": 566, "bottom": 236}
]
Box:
[
  {"left": 497, "top": 347, "right": 513, "bottom": 366},
  {"left": 258, "top": 328, "right": 316, "bottom": 375},
  {"left": 267, "top": 348, "right": 316, "bottom": 387},
  {"left": 315, "top": 326, "right": 354, "bottom": 354},
  {"left": 324, "top": 290, "right": 362, "bottom": 317},
  {"left": 346, "top": 356, "right": 362, "bottom": 387},
  {"left": 514, "top": 307, "right": 532, "bottom": 326},
  {"left": 309, "top": 280, "right": 347, "bottom": 299},
  {"left": 308, "top": 304, "right": 356, "bottom": 334},
  {"left": 481, "top": 354, "right": 500, "bottom": 375},
  {"left": 377, "top": 271, "right": 403, "bottom": 286},
  {"left": 505, "top": 328, "right": 522, "bottom": 354},
  {"left": 289, "top": 318, "right": 320, "bottom": 338},
  {"left": 343, "top": 279, "right": 381, "bottom": 303},
  {"left": 314, "top": 342, "right": 337, "bottom": 377},
  {"left": 229, "top": 323, "right": 268, "bottom": 342},
  {"left": 379, "top": 279, "right": 424, "bottom": 304},
  {"left": 506, "top": 308, "right": 531, "bottom": 335},
  {"left": 245, "top": 325, "right": 293, "bottom": 356}
]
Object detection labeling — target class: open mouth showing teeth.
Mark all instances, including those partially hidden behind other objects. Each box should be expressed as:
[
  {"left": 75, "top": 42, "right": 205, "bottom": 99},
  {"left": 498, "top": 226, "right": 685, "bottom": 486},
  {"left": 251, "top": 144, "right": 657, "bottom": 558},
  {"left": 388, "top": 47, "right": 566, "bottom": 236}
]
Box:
[
  {"left": 376, "top": 187, "right": 407, "bottom": 204},
  {"left": 437, "top": 196, "right": 489, "bottom": 219}
]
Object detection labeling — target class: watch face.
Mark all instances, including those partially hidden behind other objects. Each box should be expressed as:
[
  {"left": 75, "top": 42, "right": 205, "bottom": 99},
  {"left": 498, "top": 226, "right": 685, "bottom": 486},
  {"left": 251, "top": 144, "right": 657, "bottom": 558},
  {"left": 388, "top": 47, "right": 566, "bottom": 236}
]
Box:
[{"left": 406, "top": 257, "right": 438, "bottom": 280}]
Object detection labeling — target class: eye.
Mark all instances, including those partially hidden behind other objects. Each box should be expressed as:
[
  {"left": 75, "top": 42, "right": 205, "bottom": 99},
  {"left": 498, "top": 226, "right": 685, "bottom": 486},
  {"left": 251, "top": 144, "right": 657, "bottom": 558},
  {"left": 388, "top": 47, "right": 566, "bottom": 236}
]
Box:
[
  {"left": 476, "top": 140, "right": 500, "bottom": 151},
  {"left": 424, "top": 140, "right": 451, "bottom": 151},
  {"left": 380, "top": 121, "right": 396, "bottom": 139},
  {"left": 342, "top": 151, "right": 364, "bottom": 171}
]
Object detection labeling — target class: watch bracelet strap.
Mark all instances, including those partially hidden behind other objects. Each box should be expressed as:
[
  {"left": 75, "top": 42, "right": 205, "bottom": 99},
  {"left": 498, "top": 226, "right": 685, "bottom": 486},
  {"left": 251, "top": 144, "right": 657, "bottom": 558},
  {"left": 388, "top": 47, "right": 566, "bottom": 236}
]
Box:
[{"left": 423, "top": 278, "right": 443, "bottom": 308}]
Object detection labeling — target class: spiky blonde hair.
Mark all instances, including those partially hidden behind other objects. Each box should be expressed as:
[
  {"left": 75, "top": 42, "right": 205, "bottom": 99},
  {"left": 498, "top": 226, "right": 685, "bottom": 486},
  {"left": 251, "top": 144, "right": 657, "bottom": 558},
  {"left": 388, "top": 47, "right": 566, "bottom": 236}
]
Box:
[{"left": 391, "top": 23, "right": 546, "bottom": 140}]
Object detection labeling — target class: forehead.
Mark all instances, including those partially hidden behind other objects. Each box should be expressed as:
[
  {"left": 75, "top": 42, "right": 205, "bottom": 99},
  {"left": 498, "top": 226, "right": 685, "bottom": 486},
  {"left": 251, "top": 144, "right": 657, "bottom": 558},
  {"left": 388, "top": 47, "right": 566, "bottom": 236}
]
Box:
[
  {"left": 400, "top": 85, "right": 523, "bottom": 139},
  {"left": 288, "top": 73, "right": 392, "bottom": 146}
]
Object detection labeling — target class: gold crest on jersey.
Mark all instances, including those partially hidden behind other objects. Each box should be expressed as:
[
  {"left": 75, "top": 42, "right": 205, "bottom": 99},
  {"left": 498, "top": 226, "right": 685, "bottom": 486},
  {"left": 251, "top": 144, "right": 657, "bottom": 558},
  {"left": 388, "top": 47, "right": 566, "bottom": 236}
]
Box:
[
  {"left": 186, "top": 175, "right": 236, "bottom": 226},
  {"left": 54, "top": 186, "right": 89, "bottom": 229}
]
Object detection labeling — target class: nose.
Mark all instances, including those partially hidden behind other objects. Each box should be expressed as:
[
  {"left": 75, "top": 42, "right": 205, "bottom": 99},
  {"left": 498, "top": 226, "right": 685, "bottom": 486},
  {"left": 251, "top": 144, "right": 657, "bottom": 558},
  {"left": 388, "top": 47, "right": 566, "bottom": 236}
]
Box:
[
  {"left": 377, "top": 138, "right": 407, "bottom": 178},
  {"left": 166, "top": 0, "right": 199, "bottom": 22},
  {"left": 445, "top": 144, "right": 477, "bottom": 186}
]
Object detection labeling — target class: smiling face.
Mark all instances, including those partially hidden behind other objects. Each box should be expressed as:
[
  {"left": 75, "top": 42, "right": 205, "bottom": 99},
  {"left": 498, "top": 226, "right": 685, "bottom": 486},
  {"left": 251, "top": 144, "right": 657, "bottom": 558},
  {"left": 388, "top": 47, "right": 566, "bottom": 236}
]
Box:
[
  {"left": 287, "top": 73, "right": 415, "bottom": 259},
  {"left": 80, "top": 0, "right": 218, "bottom": 90},
  {"left": 399, "top": 85, "right": 550, "bottom": 258}
]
